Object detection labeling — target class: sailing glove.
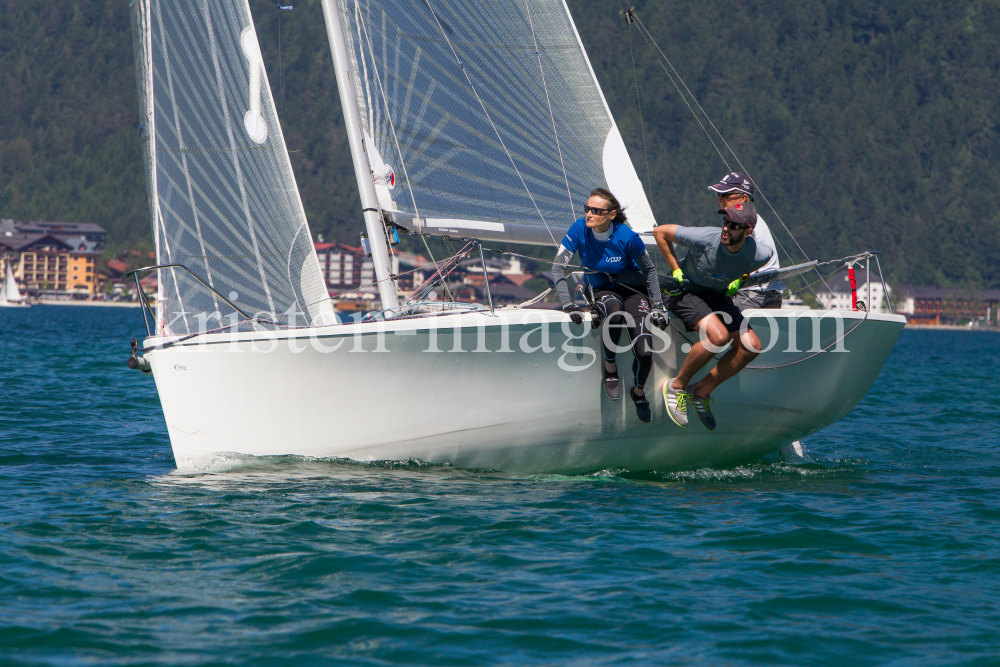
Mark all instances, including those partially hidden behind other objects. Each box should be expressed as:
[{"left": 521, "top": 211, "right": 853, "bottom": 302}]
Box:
[
  {"left": 563, "top": 303, "right": 584, "bottom": 325},
  {"left": 725, "top": 278, "right": 743, "bottom": 297},
  {"left": 664, "top": 268, "right": 685, "bottom": 297},
  {"left": 649, "top": 308, "right": 668, "bottom": 331},
  {"left": 589, "top": 303, "right": 603, "bottom": 330}
]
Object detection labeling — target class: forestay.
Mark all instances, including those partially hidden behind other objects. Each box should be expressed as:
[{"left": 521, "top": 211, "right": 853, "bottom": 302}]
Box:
[
  {"left": 333, "top": 0, "right": 656, "bottom": 245},
  {"left": 130, "top": 0, "right": 334, "bottom": 335}
]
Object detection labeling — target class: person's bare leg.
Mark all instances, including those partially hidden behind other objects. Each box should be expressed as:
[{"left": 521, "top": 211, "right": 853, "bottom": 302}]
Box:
[
  {"left": 670, "top": 314, "right": 730, "bottom": 391},
  {"left": 693, "top": 329, "right": 761, "bottom": 398}
]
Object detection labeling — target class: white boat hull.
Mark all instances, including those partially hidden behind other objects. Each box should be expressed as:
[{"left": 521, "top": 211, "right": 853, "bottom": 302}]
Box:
[{"left": 142, "top": 309, "right": 905, "bottom": 473}]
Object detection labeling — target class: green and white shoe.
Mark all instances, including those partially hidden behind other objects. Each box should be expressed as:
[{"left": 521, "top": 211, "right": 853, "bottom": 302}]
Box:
[
  {"left": 688, "top": 383, "right": 717, "bottom": 431},
  {"left": 662, "top": 377, "right": 689, "bottom": 428}
]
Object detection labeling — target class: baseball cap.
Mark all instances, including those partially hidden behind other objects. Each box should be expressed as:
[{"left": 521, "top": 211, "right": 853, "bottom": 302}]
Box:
[
  {"left": 717, "top": 201, "right": 758, "bottom": 229},
  {"left": 708, "top": 172, "right": 754, "bottom": 198}
]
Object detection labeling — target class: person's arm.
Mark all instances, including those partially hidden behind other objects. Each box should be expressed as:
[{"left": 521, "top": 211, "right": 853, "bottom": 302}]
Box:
[
  {"left": 636, "top": 251, "right": 663, "bottom": 309},
  {"left": 634, "top": 248, "right": 668, "bottom": 330},
  {"left": 550, "top": 245, "right": 575, "bottom": 308},
  {"left": 652, "top": 224, "right": 681, "bottom": 274}
]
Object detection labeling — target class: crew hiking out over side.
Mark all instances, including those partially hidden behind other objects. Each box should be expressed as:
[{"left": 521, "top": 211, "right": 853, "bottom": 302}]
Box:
[
  {"left": 652, "top": 201, "right": 772, "bottom": 430},
  {"left": 708, "top": 172, "right": 784, "bottom": 309},
  {"left": 551, "top": 188, "right": 667, "bottom": 423}
]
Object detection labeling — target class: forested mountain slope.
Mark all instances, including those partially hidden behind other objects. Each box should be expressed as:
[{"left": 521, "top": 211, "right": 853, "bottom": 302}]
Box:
[{"left": 1, "top": 0, "right": 998, "bottom": 288}]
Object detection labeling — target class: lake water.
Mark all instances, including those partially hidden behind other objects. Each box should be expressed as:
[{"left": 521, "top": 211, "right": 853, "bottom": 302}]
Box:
[{"left": 1, "top": 306, "right": 999, "bottom": 665}]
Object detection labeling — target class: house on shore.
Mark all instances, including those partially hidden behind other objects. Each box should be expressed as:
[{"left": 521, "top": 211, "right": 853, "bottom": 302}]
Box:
[
  {"left": 812, "top": 269, "right": 889, "bottom": 313},
  {"left": 0, "top": 220, "right": 105, "bottom": 297},
  {"left": 895, "top": 286, "right": 1000, "bottom": 326}
]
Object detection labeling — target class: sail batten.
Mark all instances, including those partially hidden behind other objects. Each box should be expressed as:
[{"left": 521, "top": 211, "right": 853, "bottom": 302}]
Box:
[
  {"left": 130, "top": 0, "right": 334, "bottom": 334},
  {"left": 155, "top": 0, "right": 217, "bottom": 320},
  {"left": 335, "top": 0, "right": 655, "bottom": 245}
]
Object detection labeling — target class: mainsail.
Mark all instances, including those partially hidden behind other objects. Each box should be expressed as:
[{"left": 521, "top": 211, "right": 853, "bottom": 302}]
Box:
[
  {"left": 130, "top": 0, "right": 334, "bottom": 335},
  {"left": 332, "top": 0, "right": 656, "bottom": 245}
]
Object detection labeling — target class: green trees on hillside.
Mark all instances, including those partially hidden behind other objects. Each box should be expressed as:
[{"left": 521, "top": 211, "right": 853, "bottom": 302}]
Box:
[
  {"left": 582, "top": 0, "right": 1000, "bottom": 288},
  {"left": 0, "top": 2, "right": 148, "bottom": 256},
  {"left": 1, "top": 0, "right": 998, "bottom": 288}
]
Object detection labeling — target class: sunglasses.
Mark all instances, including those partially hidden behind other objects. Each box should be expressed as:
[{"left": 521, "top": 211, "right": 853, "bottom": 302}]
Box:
[
  {"left": 584, "top": 205, "right": 613, "bottom": 215},
  {"left": 723, "top": 220, "right": 751, "bottom": 231},
  {"left": 717, "top": 191, "right": 744, "bottom": 199}
]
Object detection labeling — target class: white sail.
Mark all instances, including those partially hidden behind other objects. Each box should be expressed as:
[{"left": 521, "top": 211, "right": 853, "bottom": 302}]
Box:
[
  {"left": 126, "top": 0, "right": 908, "bottom": 478},
  {"left": 333, "top": 0, "right": 657, "bottom": 245},
  {"left": 130, "top": 0, "right": 335, "bottom": 334},
  {"left": 3, "top": 262, "right": 23, "bottom": 302}
]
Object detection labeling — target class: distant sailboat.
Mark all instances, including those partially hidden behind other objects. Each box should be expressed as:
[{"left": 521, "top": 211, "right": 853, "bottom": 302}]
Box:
[
  {"left": 0, "top": 261, "right": 29, "bottom": 308},
  {"left": 126, "top": 0, "right": 905, "bottom": 473}
]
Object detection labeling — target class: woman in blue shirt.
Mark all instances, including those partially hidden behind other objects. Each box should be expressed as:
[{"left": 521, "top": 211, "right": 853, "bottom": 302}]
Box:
[{"left": 550, "top": 188, "right": 667, "bottom": 423}]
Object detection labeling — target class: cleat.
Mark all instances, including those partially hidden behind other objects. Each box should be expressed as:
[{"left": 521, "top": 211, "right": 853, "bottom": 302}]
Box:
[
  {"left": 630, "top": 387, "right": 652, "bottom": 423},
  {"left": 662, "top": 377, "right": 689, "bottom": 427}
]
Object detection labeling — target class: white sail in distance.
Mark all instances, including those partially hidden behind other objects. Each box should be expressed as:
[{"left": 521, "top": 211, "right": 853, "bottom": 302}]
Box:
[
  {"left": 130, "top": 0, "right": 334, "bottom": 334},
  {"left": 3, "top": 262, "right": 23, "bottom": 302},
  {"left": 333, "top": 0, "right": 657, "bottom": 246}
]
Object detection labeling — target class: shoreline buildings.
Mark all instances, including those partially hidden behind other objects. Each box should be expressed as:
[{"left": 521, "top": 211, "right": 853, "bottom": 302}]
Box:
[{"left": 0, "top": 220, "right": 105, "bottom": 298}]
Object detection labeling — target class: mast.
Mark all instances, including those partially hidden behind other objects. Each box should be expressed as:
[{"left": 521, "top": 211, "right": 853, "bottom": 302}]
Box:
[{"left": 320, "top": 0, "right": 399, "bottom": 313}]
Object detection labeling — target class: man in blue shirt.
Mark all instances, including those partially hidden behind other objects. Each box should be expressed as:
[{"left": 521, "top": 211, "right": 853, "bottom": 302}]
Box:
[{"left": 652, "top": 202, "right": 772, "bottom": 430}]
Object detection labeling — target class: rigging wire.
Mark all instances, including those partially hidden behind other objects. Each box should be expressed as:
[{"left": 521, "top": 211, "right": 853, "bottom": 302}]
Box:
[
  {"left": 618, "top": 11, "right": 828, "bottom": 300},
  {"left": 277, "top": 5, "right": 292, "bottom": 120},
  {"left": 625, "top": 17, "right": 820, "bottom": 289},
  {"left": 417, "top": 236, "right": 456, "bottom": 304},
  {"left": 482, "top": 246, "right": 585, "bottom": 271},
  {"left": 627, "top": 19, "right": 731, "bottom": 173},
  {"left": 354, "top": 2, "right": 455, "bottom": 303},
  {"left": 523, "top": 0, "right": 576, "bottom": 220},
  {"left": 618, "top": 5, "right": 653, "bottom": 199},
  {"left": 300, "top": 240, "right": 474, "bottom": 312},
  {"left": 278, "top": 9, "right": 282, "bottom": 118},
  {"left": 406, "top": 240, "right": 477, "bottom": 305},
  {"left": 628, "top": 13, "right": 835, "bottom": 299},
  {"left": 785, "top": 252, "right": 875, "bottom": 298},
  {"left": 422, "top": 0, "right": 560, "bottom": 247}
]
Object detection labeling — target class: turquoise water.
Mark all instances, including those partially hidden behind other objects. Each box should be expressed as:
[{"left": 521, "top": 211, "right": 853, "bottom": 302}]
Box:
[{"left": 1, "top": 306, "right": 999, "bottom": 666}]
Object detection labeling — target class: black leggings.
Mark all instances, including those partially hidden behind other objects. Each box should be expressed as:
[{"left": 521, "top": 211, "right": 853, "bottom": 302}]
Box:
[{"left": 593, "top": 286, "right": 654, "bottom": 390}]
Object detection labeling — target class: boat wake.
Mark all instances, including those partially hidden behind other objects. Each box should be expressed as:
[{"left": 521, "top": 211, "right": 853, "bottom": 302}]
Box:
[
  {"left": 158, "top": 447, "right": 869, "bottom": 488},
  {"left": 583, "top": 456, "right": 870, "bottom": 485}
]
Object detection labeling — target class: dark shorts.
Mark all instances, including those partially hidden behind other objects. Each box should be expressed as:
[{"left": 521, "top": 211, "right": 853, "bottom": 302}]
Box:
[
  {"left": 734, "top": 289, "right": 783, "bottom": 310},
  {"left": 667, "top": 290, "right": 747, "bottom": 334},
  {"left": 593, "top": 285, "right": 653, "bottom": 358}
]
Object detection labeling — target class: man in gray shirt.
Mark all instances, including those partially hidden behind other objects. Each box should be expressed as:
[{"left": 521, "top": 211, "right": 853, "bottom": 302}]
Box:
[
  {"left": 708, "top": 172, "right": 784, "bottom": 309},
  {"left": 651, "top": 202, "right": 772, "bottom": 430}
]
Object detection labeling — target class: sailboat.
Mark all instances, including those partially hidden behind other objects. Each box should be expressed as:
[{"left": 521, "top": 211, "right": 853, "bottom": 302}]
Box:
[
  {"left": 126, "top": 0, "right": 905, "bottom": 473},
  {"left": 0, "top": 261, "right": 29, "bottom": 308}
]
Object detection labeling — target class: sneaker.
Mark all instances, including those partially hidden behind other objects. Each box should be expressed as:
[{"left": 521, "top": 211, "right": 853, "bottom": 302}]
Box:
[
  {"left": 602, "top": 363, "right": 621, "bottom": 401},
  {"left": 688, "top": 383, "right": 716, "bottom": 431},
  {"left": 630, "top": 387, "right": 652, "bottom": 423},
  {"left": 662, "top": 377, "right": 689, "bottom": 427}
]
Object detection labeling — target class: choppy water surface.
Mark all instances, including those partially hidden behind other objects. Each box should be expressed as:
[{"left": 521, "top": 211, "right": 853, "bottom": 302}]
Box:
[{"left": 1, "top": 307, "right": 999, "bottom": 665}]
